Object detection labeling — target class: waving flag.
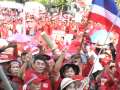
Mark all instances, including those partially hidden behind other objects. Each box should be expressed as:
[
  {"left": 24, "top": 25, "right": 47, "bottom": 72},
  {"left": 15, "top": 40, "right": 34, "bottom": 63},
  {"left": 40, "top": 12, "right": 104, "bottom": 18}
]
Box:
[
  {"left": 88, "top": 0, "right": 120, "bottom": 74},
  {"left": 88, "top": 0, "right": 120, "bottom": 33}
]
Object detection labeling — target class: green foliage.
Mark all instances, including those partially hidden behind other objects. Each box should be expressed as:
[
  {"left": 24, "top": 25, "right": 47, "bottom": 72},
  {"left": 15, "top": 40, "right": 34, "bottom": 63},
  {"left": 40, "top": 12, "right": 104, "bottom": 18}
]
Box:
[
  {"left": 33, "top": 0, "right": 65, "bottom": 5},
  {"left": 32, "top": 0, "right": 120, "bottom": 9},
  {"left": 116, "top": 0, "right": 120, "bottom": 8},
  {"left": 33, "top": 0, "right": 48, "bottom": 5},
  {"left": 54, "top": 0, "right": 65, "bottom": 5}
]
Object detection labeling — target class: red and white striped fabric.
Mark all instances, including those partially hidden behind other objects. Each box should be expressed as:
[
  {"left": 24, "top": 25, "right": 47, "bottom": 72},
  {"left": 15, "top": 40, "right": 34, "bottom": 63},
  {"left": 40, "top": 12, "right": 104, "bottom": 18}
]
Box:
[
  {"left": 0, "top": 53, "right": 15, "bottom": 63},
  {"left": 89, "top": 0, "right": 120, "bottom": 33}
]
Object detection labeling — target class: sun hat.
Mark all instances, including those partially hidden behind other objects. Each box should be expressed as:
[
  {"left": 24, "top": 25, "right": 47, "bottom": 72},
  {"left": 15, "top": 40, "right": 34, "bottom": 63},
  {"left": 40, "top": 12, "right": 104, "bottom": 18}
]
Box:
[
  {"left": 60, "top": 78, "right": 75, "bottom": 90},
  {"left": 0, "top": 53, "right": 15, "bottom": 63},
  {"left": 0, "top": 46, "right": 17, "bottom": 63}
]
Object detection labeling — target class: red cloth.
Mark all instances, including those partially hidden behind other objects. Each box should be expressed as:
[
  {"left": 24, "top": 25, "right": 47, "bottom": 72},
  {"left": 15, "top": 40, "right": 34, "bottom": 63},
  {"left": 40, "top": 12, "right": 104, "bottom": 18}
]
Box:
[
  {"left": 0, "top": 53, "right": 15, "bottom": 63},
  {"left": 44, "top": 23, "right": 52, "bottom": 35},
  {"left": 116, "top": 35, "right": 120, "bottom": 74},
  {"left": 82, "top": 59, "right": 93, "bottom": 77},
  {"left": 54, "top": 78, "right": 62, "bottom": 90},
  {"left": 72, "top": 75, "right": 84, "bottom": 81},
  {"left": 99, "top": 85, "right": 107, "bottom": 90},
  {"left": 65, "top": 23, "right": 73, "bottom": 34},
  {"left": 100, "top": 57, "right": 112, "bottom": 67},
  {"left": 0, "top": 28, "right": 8, "bottom": 38},
  {"left": 100, "top": 71, "right": 118, "bottom": 90},
  {"left": 11, "top": 76, "right": 23, "bottom": 90},
  {"left": 24, "top": 68, "right": 52, "bottom": 90},
  {"left": 55, "top": 40, "right": 64, "bottom": 50},
  {"left": 68, "top": 39, "right": 80, "bottom": 53}
]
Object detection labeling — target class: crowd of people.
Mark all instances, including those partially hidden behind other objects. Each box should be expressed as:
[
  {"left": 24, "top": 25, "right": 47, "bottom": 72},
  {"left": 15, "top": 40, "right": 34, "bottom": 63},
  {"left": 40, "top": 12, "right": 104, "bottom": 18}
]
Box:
[{"left": 0, "top": 0, "right": 120, "bottom": 90}]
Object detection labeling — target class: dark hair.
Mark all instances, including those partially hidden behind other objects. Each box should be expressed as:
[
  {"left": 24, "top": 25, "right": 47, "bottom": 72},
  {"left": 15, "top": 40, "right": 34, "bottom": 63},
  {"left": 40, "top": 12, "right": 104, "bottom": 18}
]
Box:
[
  {"left": 21, "top": 51, "right": 28, "bottom": 56},
  {"left": 71, "top": 54, "right": 81, "bottom": 60},
  {"left": 60, "top": 64, "right": 80, "bottom": 78},
  {"left": 33, "top": 54, "right": 51, "bottom": 63},
  {"left": 109, "top": 43, "right": 116, "bottom": 60}
]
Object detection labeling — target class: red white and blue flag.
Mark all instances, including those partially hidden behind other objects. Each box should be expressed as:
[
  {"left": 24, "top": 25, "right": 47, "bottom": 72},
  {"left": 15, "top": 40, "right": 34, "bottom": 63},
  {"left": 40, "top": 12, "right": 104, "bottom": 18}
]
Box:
[
  {"left": 88, "top": 0, "right": 120, "bottom": 33},
  {"left": 88, "top": 0, "right": 120, "bottom": 74}
]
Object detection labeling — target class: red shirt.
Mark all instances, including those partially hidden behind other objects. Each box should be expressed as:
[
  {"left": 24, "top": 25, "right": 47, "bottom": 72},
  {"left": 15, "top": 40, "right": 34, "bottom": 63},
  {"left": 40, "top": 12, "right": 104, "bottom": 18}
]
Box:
[
  {"left": 100, "top": 71, "right": 118, "bottom": 90},
  {"left": 11, "top": 76, "right": 23, "bottom": 90},
  {"left": 44, "top": 23, "right": 52, "bottom": 35},
  {"left": 54, "top": 78, "right": 62, "bottom": 90},
  {"left": 23, "top": 68, "right": 52, "bottom": 90},
  {"left": 68, "top": 39, "right": 80, "bottom": 53}
]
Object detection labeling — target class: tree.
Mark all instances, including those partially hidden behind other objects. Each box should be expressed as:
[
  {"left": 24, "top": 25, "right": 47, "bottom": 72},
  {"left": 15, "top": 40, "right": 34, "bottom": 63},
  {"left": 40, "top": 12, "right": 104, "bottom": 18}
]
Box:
[{"left": 32, "top": 0, "right": 48, "bottom": 4}]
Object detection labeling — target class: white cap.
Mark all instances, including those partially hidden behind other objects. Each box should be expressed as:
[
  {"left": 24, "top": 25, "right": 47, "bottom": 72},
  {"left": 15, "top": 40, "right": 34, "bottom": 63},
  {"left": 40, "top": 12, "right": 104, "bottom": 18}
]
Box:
[{"left": 60, "top": 78, "right": 75, "bottom": 90}]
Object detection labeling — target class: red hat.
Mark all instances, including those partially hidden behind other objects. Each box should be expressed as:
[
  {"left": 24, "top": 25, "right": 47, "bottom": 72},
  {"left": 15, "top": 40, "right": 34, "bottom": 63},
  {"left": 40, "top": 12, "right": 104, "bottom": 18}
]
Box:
[
  {"left": 0, "top": 43, "right": 18, "bottom": 63},
  {"left": 0, "top": 54, "right": 15, "bottom": 63}
]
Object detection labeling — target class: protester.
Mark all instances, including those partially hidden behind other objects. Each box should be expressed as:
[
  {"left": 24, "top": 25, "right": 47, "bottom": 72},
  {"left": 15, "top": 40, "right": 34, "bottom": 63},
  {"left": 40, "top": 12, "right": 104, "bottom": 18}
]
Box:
[
  {"left": 9, "top": 60, "right": 23, "bottom": 90},
  {"left": 23, "top": 54, "right": 52, "bottom": 90},
  {"left": 0, "top": 1, "right": 119, "bottom": 90}
]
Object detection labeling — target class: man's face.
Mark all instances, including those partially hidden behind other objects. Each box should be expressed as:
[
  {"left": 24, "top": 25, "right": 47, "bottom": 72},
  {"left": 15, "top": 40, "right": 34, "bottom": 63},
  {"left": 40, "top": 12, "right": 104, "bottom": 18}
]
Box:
[
  {"left": 34, "top": 60, "right": 46, "bottom": 74},
  {"left": 110, "top": 66, "right": 116, "bottom": 74},
  {"left": 10, "top": 61, "right": 20, "bottom": 76}
]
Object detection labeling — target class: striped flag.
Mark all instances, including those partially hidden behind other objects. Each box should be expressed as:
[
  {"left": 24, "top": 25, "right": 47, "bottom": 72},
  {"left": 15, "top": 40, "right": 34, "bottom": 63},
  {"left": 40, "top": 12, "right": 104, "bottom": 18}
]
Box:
[
  {"left": 89, "top": 0, "right": 120, "bottom": 74},
  {"left": 88, "top": 0, "right": 120, "bottom": 33}
]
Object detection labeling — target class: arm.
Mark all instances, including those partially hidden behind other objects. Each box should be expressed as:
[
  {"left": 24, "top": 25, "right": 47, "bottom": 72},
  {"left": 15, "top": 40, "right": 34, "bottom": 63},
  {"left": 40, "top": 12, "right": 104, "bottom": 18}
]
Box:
[
  {"left": 20, "top": 53, "right": 33, "bottom": 79},
  {"left": 52, "top": 49, "right": 66, "bottom": 80}
]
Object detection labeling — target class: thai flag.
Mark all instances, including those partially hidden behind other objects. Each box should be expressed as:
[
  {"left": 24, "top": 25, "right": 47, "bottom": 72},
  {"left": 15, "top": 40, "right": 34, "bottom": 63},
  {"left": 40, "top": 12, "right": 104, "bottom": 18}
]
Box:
[{"left": 89, "top": 0, "right": 120, "bottom": 33}]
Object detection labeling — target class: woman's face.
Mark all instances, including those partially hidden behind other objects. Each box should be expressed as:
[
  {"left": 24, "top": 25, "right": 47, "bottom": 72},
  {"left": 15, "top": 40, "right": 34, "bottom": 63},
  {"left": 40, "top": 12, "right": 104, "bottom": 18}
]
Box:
[
  {"left": 21, "top": 53, "right": 32, "bottom": 62},
  {"left": 110, "top": 66, "right": 116, "bottom": 74},
  {"left": 64, "top": 67, "right": 76, "bottom": 78},
  {"left": 10, "top": 61, "right": 20, "bottom": 76}
]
